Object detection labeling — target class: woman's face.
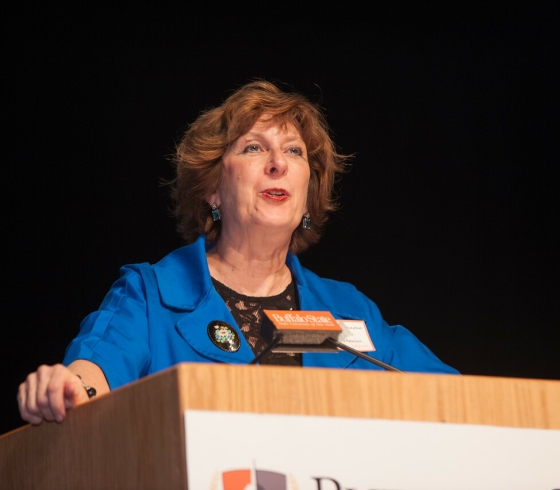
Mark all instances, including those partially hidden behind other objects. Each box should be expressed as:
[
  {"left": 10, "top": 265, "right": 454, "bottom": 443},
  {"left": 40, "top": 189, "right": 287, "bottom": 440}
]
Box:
[{"left": 209, "top": 118, "right": 310, "bottom": 240}]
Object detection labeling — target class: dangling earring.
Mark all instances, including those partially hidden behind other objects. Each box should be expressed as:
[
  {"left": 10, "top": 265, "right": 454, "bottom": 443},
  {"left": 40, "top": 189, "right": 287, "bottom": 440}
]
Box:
[
  {"left": 302, "top": 212, "right": 311, "bottom": 229},
  {"left": 211, "top": 204, "right": 221, "bottom": 222}
]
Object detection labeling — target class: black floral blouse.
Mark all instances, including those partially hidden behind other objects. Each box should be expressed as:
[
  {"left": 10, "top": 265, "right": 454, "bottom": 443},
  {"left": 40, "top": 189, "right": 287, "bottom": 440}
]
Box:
[{"left": 211, "top": 278, "right": 302, "bottom": 366}]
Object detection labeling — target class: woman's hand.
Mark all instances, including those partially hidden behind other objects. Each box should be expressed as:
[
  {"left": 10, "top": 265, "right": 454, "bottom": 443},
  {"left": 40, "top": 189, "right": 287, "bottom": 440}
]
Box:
[{"left": 17, "top": 360, "right": 109, "bottom": 424}]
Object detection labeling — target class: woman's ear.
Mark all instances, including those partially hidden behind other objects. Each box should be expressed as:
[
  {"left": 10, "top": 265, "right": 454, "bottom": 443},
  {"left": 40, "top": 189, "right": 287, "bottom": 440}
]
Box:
[{"left": 206, "top": 191, "right": 221, "bottom": 207}]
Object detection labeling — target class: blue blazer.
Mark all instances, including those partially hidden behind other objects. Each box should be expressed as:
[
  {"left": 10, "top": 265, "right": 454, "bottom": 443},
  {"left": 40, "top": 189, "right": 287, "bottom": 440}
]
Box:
[{"left": 64, "top": 235, "right": 458, "bottom": 389}]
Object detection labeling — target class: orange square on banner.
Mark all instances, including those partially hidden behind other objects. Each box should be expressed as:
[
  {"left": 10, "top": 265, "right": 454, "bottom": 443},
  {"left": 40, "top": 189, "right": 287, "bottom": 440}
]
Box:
[{"left": 222, "top": 469, "right": 251, "bottom": 490}]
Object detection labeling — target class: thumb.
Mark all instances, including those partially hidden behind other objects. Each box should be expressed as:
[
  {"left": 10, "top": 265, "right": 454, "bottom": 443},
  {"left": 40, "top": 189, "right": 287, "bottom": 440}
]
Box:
[{"left": 63, "top": 377, "right": 90, "bottom": 409}]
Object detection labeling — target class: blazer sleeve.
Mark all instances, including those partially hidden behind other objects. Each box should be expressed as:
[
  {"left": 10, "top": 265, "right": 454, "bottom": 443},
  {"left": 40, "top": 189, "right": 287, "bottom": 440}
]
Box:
[
  {"left": 63, "top": 265, "right": 152, "bottom": 390},
  {"left": 356, "top": 290, "right": 459, "bottom": 374}
]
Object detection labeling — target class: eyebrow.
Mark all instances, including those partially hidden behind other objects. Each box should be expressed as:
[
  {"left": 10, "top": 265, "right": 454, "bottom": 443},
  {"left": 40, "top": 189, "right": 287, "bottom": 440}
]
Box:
[{"left": 240, "top": 131, "right": 305, "bottom": 145}]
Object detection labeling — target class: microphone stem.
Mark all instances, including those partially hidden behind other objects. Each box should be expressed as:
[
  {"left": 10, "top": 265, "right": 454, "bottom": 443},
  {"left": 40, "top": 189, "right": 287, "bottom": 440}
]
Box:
[
  {"left": 326, "top": 338, "right": 402, "bottom": 372},
  {"left": 249, "top": 334, "right": 284, "bottom": 365}
]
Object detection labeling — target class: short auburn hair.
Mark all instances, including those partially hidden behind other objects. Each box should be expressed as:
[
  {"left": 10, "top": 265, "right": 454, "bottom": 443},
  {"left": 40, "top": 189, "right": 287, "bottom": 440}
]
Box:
[{"left": 171, "top": 80, "right": 349, "bottom": 254}]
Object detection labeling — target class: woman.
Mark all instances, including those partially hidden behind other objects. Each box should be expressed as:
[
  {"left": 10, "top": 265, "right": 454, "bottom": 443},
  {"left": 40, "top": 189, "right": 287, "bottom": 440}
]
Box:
[{"left": 18, "top": 81, "right": 458, "bottom": 425}]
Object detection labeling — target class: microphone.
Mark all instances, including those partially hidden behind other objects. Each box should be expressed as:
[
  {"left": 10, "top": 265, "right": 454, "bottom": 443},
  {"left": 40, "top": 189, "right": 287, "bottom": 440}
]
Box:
[{"left": 249, "top": 310, "right": 402, "bottom": 372}]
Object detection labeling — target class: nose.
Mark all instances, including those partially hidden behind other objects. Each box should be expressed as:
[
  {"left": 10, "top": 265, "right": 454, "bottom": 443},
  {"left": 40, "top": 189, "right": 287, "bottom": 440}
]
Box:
[{"left": 267, "top": 149, "right": 287, "bottom": 175}]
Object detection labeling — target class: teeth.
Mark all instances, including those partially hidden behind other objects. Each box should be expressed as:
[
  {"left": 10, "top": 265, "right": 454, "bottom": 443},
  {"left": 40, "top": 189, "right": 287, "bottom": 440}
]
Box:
[{"left": 268, "top": 191, "right": 284, "bottom": 196}]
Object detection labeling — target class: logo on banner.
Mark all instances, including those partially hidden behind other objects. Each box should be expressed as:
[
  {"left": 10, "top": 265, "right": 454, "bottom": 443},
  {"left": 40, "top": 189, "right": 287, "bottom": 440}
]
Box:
[{"left": 211, "top": 468, "right": 298, "bottom": 490}]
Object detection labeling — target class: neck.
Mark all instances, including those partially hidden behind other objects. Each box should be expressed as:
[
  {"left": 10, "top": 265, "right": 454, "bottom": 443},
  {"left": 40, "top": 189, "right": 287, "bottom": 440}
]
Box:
[{"left": 206, "top": 228, "right": 292, "bottom": 297}]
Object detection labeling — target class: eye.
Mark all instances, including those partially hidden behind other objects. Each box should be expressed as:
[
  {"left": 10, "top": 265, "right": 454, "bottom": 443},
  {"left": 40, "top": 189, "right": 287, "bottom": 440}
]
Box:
[
  {"left": 242, "top": 143, "right": 262, "bottom": 153},
  {"left": 287, "top": 147, "right": 304, "bottom": 157}
]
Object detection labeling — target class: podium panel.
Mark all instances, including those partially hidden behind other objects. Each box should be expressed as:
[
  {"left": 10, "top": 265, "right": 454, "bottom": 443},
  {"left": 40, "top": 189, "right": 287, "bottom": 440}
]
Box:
[{"left": 1, "top": 364, "right": 559, "bottom": 489}]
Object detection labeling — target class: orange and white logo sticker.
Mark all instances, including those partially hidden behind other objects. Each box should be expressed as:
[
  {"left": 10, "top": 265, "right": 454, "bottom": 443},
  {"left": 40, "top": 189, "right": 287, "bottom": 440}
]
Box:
[{"left": 263, "top": 310, "right": 342, "bottom": 332}]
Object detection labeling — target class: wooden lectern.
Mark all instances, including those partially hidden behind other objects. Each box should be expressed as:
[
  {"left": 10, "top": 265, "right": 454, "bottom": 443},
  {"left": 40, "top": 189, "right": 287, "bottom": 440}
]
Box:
[{"left": 1, "top": 363, "right": 559, "bottom": 489}]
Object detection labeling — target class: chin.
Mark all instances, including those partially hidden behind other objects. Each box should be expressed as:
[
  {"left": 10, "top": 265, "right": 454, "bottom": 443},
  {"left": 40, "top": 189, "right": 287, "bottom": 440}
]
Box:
[{"left": 257, "top": 218, "right": 299, "bottom": 233}]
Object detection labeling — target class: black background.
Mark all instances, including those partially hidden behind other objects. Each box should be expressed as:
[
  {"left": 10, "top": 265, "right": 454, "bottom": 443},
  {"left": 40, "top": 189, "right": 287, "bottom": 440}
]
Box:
[{"left": 2, "top": 3, "right": 559, "bottom": 435}]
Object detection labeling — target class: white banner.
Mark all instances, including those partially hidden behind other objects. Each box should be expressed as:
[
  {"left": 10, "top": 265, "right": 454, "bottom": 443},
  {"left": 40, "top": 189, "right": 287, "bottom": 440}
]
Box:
[{"left": 185, "top": 410, "right": 560, "bottom": 490}]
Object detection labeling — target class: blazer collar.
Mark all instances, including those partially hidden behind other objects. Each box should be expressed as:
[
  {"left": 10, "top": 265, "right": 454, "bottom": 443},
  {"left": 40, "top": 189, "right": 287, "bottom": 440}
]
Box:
[
  {"left": 153, "top": 234, "right": 357, "bottom": 321},
  {"left": 153, "top": 236, "right": 358, "bottom": 368},
  {"left": 153, "top": 235, "right": 313, "bottom": 311},
  {"left": 153, "top": 235, "right": 213, "bottom": 310}
]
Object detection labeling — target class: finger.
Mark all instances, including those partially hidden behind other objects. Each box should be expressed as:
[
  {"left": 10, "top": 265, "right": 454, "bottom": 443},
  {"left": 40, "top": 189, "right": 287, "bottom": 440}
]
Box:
[
  {"left": 50, "top": 365, "right": 88, "bottom": 418},
  {"left": 17, "top": 380, "right": 29, "bottom": 417},
  {"left": 35, "top": 365, "right": 57, "bottom": 422},
  {"left": 42, "top": 364, "right": 83, "bottom": 422},
  {"left": 18, "top": 381, "right": 40, "bottom": 424},
  {"left": 46, "top": 367, "right": 72, "bottom": 422},
  {"left": 24, "top": 373, "right": 38, "bottom": 414},
  {"left": 20, "top": 376, "right": 44, "bottom": 425}
]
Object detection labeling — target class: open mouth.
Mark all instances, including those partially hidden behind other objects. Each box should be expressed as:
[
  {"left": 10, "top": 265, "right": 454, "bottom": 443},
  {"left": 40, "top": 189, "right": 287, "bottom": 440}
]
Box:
[{"left": 262, "top": 189, "right": 289, "bottom": 201}]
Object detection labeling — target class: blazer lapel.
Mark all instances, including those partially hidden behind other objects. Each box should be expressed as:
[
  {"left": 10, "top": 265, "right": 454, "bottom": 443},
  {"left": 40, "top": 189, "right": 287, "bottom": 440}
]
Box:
[
  {"left": 174, "top": 289, "right": 255, "bottom": 364},
  {"left": 153, "top": 236, "right": 255, "bottom": 364}
]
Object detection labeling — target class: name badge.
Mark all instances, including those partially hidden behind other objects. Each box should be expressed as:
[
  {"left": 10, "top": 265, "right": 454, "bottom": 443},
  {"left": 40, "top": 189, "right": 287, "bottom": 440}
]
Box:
[{"left": 336, "top": 320, "right": 376, "bottom": 352}]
